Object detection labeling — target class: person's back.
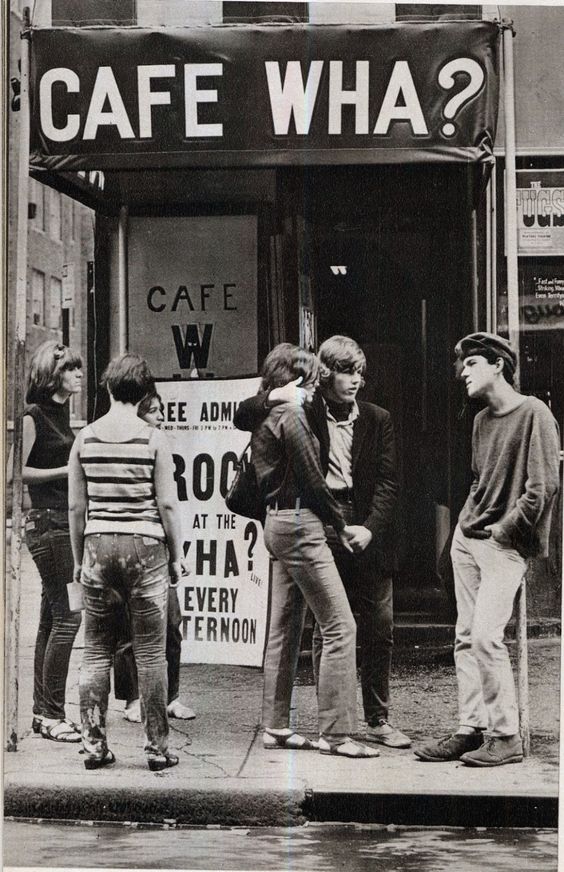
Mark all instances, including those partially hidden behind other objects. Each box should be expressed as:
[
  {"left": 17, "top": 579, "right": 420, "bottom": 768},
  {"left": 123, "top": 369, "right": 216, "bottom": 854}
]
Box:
[
  {"left": 69, "top": 353, "right": 183, "bottom": 772},
  {"left": 79, "top": 414, "right": 164, "bottom": 540}
]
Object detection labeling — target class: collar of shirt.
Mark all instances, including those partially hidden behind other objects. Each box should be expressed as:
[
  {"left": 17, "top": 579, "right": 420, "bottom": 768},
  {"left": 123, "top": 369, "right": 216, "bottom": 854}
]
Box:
[{"left": 323, "top": 399, "right": 359, "bottom": 427}]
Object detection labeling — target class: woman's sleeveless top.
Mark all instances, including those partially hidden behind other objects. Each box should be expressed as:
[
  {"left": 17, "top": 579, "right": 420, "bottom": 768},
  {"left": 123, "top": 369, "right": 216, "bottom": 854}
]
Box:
[
  {"left": 24, "top": 400, "right": 75, "bottom": 508},
  {"left": 80, "top": 423, "right": 165, "bottom": 540}
]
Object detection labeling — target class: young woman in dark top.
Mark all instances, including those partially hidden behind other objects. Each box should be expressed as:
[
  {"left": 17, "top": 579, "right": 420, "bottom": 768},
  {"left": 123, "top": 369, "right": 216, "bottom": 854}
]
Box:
[
  {"left": 252, "top": 344, "right": 379, "bottom": 758},
  {"left": 8, "top": 341, "right": 83, "bottom": 742}
]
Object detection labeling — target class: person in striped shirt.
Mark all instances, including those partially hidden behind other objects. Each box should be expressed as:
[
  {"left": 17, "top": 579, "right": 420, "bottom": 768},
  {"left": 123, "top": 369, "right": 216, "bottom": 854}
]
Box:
[
  {"left": 68, "top": 354, "right": 187, "bottom": 771},
  {"left": 114, "top": 391, "right": 196, "bottom": 724}
]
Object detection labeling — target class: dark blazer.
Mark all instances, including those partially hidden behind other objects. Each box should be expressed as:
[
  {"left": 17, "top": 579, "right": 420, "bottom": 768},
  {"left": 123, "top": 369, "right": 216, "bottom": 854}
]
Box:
[{"left": 234, "top": 389, "right": 399, "bottom": 572}]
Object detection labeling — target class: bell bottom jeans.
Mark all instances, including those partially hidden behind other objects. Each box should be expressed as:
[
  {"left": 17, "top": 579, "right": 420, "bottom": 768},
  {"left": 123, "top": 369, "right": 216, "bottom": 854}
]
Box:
[
  {"left": 25, "top": 509, "right": 82, "bottom": 721},
  {"left": 80, "top": 533, "right": 169, "bottom": 759},
  {"left": 313, "top": 504, "right": 393, "bottom": 725},
  {"left": 262, "top": 509, "right": 358, "bottom": 740},
  {"left": 451, "top": 524, "right": 527, "bottom": 737}
]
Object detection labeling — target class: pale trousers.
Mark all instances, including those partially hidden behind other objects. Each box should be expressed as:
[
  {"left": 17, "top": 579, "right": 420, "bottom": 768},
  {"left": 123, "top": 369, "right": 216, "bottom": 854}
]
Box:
[
  {"left": 451, "top": 524, "right": 527, "bottom": 737},
  {"left": 262, "top": 508, "right": 358, "bottom": 739}
]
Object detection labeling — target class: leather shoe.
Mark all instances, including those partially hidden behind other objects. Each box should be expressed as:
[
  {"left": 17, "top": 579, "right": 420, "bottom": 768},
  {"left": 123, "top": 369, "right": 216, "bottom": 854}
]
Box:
[
  {"left": 414, "top": 730, "right": 484, "bottom": 762},
  {"left": 460, "top": 734, "right": 523, "bottom": 767}
]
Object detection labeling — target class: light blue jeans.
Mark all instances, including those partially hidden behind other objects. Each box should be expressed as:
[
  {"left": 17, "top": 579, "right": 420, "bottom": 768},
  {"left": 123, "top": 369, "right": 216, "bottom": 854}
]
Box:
[
  {"left": 452, "top": 524, "right": 527, "bottom": 737},
  {"left": 262, "top": 508, "right": 357, "bottom": 740},
  {"left": 80, "top": 533, "right": 169, "bottom": 760}
]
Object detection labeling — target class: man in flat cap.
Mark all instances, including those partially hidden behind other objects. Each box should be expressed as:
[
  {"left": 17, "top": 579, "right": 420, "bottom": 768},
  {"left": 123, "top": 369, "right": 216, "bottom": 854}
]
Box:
[{"left": 415, "top": 332, "right": 560, "bottom": 766}]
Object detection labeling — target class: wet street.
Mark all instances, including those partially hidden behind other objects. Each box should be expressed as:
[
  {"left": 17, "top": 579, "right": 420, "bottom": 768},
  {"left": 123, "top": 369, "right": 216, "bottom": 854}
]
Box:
[{"left": 3, "top": 820, "right": 558, "bottom": 871}]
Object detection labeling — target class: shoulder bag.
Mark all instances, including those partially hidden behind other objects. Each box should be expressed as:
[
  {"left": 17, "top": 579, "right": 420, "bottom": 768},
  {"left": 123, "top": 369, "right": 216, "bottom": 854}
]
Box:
[{"left": 225, "top": 440, "right": 265, "bottom": 525}]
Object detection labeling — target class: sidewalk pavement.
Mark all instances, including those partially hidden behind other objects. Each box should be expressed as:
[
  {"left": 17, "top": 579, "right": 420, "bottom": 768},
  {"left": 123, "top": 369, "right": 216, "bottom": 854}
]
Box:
[{"left": 3, "top": 547, "right": 560, "bottom": 828}]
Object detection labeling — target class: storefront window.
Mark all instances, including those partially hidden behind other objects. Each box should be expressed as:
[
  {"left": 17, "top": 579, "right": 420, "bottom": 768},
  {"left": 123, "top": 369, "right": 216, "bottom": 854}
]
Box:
[
  {"left": 497, "top": 164, "right": 564, "bottom": 427},
  {"left": 128, "top": 214, "right": 259, "bottom": 379},
  {"left": 31, "top": 269, "right": 45, "bottom": 326},
  {"left": 29, "top": 179, "right": 45, "bottom": 231},
  {"left": 222, "top": 2, "right": 308, "bottom": 22},
  {"left": 49, "top": 190, "right": 62, "bottom": 241},
  {"left": 48, "top": 276, "right": 63, "bottom": 330},
  {"left": 395, "top": 5, "right": 481, "bottom": 20},
  {"left": 51, "top": 0, "right": 136, "bottom": 25}
]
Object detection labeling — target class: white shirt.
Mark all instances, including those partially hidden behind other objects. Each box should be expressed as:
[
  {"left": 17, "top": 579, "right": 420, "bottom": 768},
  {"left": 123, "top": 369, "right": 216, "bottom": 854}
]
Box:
[{"left": 323, "top": 399, "right": 359, "bottom": 491}]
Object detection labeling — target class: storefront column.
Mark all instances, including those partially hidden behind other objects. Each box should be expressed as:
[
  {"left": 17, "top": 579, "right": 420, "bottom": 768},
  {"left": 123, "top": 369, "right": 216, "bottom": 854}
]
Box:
[
  {"left": 502, "top": 20, "right": 520, "bottom": 363},
  {"left": 486, "top": 167, "right": 497, "bottom": 333},
  {"left": 118, "top": 205, "right": 129, "bottom": 353},
  {"left": 503, "top": 20, "right": 531, "bottom": 755},
  {"left": 6, "top": 9, "right": 31, "bottom": 751}
]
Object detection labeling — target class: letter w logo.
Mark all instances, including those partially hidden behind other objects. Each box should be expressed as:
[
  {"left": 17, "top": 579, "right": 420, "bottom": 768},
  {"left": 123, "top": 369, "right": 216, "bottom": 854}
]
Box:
[
  {"left": 171, "top": 324, "right": 213, "bottom": 369},
  {"left": 330, "top": 266, "right": 347, "bottom": 275}
]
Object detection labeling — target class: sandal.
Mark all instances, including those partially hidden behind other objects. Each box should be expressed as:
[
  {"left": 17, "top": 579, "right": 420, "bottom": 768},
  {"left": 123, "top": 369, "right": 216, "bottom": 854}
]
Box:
[
  {"left": 41, "top": 719, "right": 81, "bottom": 743},
  {"left": 147, "top": 752, "right": 179, "bottom": 772},
  {"left": 263, "top": 730, "right": 319, "bottom": 751},
  {"left": 318, "top": 737, "right": 380, "bottom": 758},
  {"left": 84, "top": 749, "right": 116, "bottom": 770},
  {"left": 123, "top": 700, "right": 142, "bottom": 723},
  {"left": 31, "top": 716, "right": 44, "bottom": 735},
  {"left": 167, "top": 699, "right": 196, "bottom": 720}
]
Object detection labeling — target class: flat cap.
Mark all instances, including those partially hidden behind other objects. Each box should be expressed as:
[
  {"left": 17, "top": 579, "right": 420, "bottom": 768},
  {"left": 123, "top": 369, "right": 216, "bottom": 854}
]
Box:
[{"left": 454, "top": 332, "right": 517, "bottom": 374}]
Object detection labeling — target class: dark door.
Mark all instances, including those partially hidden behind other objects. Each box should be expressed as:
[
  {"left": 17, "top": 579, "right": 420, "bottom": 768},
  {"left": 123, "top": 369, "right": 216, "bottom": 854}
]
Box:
[{"left": 300, "top": 165, "right": 476, "bottom": 610}]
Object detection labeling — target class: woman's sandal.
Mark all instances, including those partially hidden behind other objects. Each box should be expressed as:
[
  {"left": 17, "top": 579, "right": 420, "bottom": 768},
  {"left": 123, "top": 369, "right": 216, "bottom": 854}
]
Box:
[
  {"left": 147, "top": 752, "right": 180, "bottom": 772},
  {"left": 318, "top": 737, "right": 380, "bottom": 758},
  {"left": 263, "top": 730, "right": 319, "bottom": 751},
  {"left": 31, "top": 716, "right": 43, "bottom": 734},
  {"left": 41, "top": 719, "right": 81, "bottom": 743},
  {"left": 84, "top": 749, "right": 116, "bottom": 770}
]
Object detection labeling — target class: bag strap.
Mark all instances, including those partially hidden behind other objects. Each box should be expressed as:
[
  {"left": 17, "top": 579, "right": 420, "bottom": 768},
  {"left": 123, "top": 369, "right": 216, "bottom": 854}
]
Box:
[{"left": 237, "top": 439, "right": 252, "bottom": 462}]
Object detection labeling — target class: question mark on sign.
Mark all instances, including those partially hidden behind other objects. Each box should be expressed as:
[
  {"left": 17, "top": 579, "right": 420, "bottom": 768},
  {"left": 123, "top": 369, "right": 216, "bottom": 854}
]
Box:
[
  {"left": 438, "top": 58, "right": 485, "bottom": 137},
  {"left": 244, "top": 522, "right": 258, "bottom": 571}
]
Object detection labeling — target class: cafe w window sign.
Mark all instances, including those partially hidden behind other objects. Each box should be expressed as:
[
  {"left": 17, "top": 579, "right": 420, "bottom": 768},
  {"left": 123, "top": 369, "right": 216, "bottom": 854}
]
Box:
[{"left": 128, "top": 216, "right": 258, "bottom": 379}]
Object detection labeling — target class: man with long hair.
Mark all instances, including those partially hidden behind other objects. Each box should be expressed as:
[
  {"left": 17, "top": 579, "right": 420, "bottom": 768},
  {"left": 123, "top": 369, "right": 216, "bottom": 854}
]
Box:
[{"left": 235, "top": 335, "right": 409, "bottom": 748}]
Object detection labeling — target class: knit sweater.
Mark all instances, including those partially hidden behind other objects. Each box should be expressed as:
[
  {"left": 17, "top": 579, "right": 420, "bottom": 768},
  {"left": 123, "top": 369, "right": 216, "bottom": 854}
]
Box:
[{"left": 459, "top": 396, "right": 560, "bottom": 557}]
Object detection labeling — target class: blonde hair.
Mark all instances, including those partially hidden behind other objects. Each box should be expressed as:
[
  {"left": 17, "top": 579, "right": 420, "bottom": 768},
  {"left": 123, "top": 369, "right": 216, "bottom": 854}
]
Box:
[{"left": 318, "top": 336, "right": 366, "bottom": 387}]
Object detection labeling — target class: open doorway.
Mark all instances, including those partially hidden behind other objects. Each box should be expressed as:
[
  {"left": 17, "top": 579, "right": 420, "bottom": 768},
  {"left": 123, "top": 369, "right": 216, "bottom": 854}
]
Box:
[{"left": 288, "top": 164, "right": 478, "bottom": 609}]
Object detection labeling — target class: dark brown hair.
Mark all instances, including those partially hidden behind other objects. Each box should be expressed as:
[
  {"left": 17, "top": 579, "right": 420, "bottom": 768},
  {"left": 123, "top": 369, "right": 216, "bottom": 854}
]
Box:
[
  {"left": 101, "top": 353, "right": 155, "bottom": 404},
  {"left": 138, "top": 391, "right": 163, "bottom": 420},
  {"left": 26, "top": 341, "right": 82, "bottom": 405},
  {"left": 260, "top": 343, "right": 319, "bottom": 393}
]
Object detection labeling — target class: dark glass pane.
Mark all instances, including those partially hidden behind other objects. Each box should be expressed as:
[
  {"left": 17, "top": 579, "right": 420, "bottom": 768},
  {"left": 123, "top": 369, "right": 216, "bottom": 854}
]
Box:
[
  {"left": 395, "top": 5, "right": 481, "bottom": 20},
  {"left": 52, "top": 0, "right": 137, "bottom": 26},
  {"left": 222, "top": 2, "right": 308, "bottom": 23}
]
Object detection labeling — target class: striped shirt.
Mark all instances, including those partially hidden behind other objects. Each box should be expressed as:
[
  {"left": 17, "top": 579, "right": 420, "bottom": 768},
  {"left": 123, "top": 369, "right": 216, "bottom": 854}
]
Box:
[{"left": 79, "top": 422, "right": 165, "bottom": 540}]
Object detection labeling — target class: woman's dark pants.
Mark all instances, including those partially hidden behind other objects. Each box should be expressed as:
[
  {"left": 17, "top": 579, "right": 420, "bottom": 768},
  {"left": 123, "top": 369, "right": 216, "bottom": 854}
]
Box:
[{"left": 25, "top": 509, "right": 81, "bottom": 721}]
